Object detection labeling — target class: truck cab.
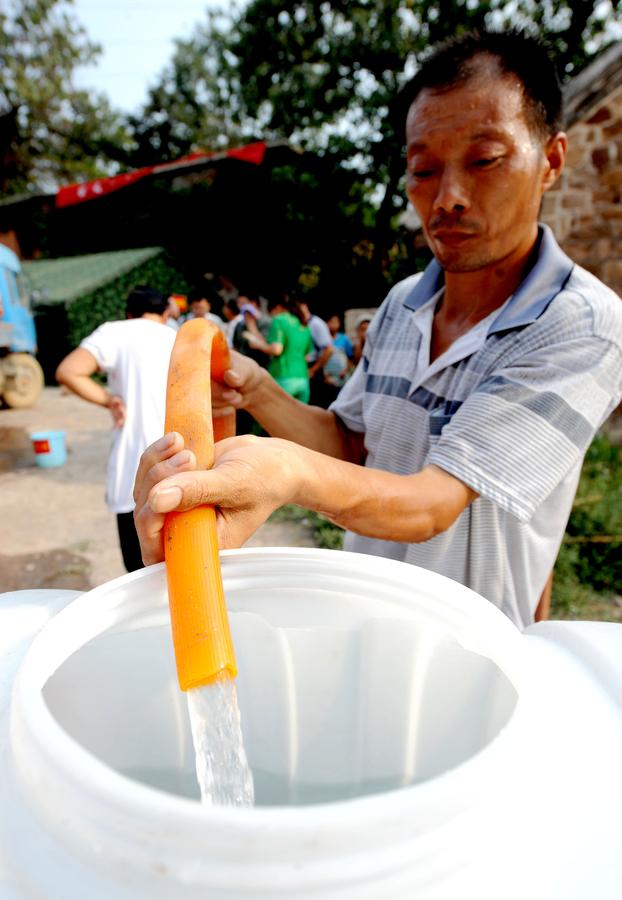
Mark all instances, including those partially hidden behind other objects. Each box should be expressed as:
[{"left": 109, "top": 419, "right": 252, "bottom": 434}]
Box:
[{"left": 0, "top": 243, "right": 44, "bottom": 407}]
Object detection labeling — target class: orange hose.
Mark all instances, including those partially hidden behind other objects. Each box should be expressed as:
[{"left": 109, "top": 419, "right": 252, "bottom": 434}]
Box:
[{"left": 163, "top": 318, "right": 237, "bottom": 691}]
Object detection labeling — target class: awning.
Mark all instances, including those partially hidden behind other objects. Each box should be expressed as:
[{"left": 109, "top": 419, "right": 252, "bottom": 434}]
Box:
[
  {"left": 55, "top": 141, "right": 269, "bottom": 208},
  {"left": 0, "top": 140, "right": 295, "bottom": 215}
]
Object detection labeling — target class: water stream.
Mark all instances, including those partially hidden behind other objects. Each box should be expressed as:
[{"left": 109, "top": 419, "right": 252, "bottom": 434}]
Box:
[{"left": 186, "top": 675, "right": 255, "bottom": 807}]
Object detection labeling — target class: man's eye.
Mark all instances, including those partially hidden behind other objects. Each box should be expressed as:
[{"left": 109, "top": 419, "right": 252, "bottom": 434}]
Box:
[
  {"left": 408, "top": 168, "right": 435, "bottom": 179},
  {"left": 472, "top": 157, "right": 501, "bottom": 168}
]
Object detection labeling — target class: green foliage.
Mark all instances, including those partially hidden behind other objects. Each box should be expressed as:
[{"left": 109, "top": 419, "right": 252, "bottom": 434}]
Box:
[
  {"left": 129, "top": 0, "right": 622, "bottom": 306},
  {"left": 66, "top": 253, "right": 192, "bottom": 347},
  {"left": 555, "top": 433, "right": 622, "bottom": 593},
  {"left": 0, "top": 0, "right": 132, "bottom": 196},
  {"left": 270, "top": 505, "right": 345, "bottom": 550}
]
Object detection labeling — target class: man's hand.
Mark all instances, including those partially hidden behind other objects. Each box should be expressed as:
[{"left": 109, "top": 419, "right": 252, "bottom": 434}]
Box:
[
  {"left": 211, "top": 350, "right": 267, "bottom": 413},
  {"left": 133, "top": 431, "right": 302, "bottom": 565},
  {"left": 107, "top": 394, "right": 126, "bottom": 427}
]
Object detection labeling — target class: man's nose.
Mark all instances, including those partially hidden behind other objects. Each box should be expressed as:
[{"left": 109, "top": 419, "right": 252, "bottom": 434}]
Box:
[{"left": 434, "top": 166, "right": 470, "bottom": 213}]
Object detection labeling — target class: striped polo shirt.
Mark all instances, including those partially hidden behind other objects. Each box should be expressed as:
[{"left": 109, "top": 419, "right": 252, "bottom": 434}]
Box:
[{"left": 331, "top": 225, "right": 622, "bottom": 629}]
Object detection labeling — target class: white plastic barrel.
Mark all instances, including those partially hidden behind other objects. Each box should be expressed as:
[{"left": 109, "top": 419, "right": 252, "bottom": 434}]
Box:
[{"left": 1, "top": 548, "right": 622, "bottom": 900}]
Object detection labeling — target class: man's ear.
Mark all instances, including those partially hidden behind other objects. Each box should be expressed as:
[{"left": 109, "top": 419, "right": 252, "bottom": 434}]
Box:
[{"left": 542, "top": 131, "right": 568, "bottom": 192}]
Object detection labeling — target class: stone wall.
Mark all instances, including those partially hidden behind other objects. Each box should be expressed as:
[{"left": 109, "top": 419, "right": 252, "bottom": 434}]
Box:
[{"left": 541, "top": 83, "right": 622, "bottom": 297}]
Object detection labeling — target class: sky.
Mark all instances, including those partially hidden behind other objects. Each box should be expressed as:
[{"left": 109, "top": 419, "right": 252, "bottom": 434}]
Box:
[{"left": 72, "top": 0, "right": 235, "bottom": 113}]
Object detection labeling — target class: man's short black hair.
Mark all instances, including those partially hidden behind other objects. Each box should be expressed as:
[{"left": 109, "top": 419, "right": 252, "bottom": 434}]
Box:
[
  {"left": 126, "top": 285, "right": 168, "bottom": 318},
  {"left": 188, "top": 285, "right": 221, "bottom": 306},
  {"left": 397, "top": 29, "right": 563, "bottom": 141}
]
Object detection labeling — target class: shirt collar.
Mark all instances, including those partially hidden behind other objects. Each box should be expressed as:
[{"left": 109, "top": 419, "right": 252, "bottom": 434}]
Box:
[{"left": 402, "top": 224, "right": 575, "bottom": 334}]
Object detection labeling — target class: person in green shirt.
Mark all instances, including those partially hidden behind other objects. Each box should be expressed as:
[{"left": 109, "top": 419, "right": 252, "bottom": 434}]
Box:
[{"left": 246, "top": 296, "right": 314, "bottom": 403}]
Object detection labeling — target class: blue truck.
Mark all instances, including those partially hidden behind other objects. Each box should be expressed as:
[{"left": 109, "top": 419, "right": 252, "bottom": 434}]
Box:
[{"left": 0, "top": 243, "right": 44, "bottom": 407}]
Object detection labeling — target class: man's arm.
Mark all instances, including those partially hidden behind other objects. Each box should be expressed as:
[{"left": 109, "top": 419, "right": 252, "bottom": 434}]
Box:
[
  {"left": 308, "top": 344, "right": 333, "bottom": 379},
  {"left": 56, "top": 348, "right": 125, "bottom": 426},
  {"left": 217, "top": 352, "right": 366, "bottom": 463},
  {"left": 243, "top": 330, "right": 283, "bottom": 358},
  {"left": 134, "top": 433, "right": 477, "bottom": 565}
]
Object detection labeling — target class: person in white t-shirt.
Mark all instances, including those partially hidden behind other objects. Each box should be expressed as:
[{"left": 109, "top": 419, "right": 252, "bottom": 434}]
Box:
[{"left": 56, "top": 286, "right": 176, "bottom": 571}]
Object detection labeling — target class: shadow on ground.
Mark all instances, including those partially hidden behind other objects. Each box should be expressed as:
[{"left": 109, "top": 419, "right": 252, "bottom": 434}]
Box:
[
  {"left": 0, "top": 425, "right": 33, "bottom": 472},
  {"left": 0, "top": 549, "right": 91, "bottom": 592}
]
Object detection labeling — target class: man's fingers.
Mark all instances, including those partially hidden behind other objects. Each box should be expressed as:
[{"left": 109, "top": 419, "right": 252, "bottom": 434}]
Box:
[
  {"left": 223, "top": 367, "right": 242, "bottom": 388},
  {"left": 213, "top": 404, "right": 236, "bottom": 419},
  {"left": 148, "top": 469, "right": 223, "bottom": 513},
  {"left": 133, "top": 503, "right": 166, "bottom": 566},
  {"left": 133, "top": 432, "right": 189, "bottom": 506}
]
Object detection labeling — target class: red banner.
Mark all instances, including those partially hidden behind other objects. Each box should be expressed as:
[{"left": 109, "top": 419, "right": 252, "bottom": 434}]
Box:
[
  {"left": 56, "top": 167, "right": 154, "bottom": 208},
  {"left": 55, "top": 142, "right": 268, "bottom": 209}
]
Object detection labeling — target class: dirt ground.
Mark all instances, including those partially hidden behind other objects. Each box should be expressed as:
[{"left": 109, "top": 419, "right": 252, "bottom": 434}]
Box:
[{"left": 0, "top": 387, "right": 315, "bottom": 595}]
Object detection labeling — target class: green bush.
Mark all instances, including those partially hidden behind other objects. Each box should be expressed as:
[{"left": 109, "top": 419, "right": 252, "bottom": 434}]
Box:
[
  {"left": 269, "top": 505, "right": 345, "bottom": 550},
  {"left": 559, "top": 433, "right": 622, "bottom": 592},
  {"left": 66, "top": 253, "right": 192, "bottom": 347}
]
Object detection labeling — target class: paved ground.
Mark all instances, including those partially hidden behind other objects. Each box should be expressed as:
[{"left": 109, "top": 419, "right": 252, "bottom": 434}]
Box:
[{"left": 0, "top": 388, "right": 315, "bottom": 594}]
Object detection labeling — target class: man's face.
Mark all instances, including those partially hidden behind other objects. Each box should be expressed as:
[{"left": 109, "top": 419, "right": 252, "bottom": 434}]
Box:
[
  {"left": 327, "top": 315, "right": 341, "bottom": 335},
  {"left": 357, "top": 320, "right": 370, "bottom": 341},
  {"left": 405, "top": 62, "right": 561, "bottom": 274},
  {"left": 191, "top": 299, "right": 209, "bottom": 316}
]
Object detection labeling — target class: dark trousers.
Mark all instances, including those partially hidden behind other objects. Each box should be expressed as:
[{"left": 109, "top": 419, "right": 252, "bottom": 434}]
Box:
[
  {"left": 309, "top": 371, "right": 334, "bottom": 409},
  {"left": 116, "top": 511, "right": 145, "bottom": 573}
]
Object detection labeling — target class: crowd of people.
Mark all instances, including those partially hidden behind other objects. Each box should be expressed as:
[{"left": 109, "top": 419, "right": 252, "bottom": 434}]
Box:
[
  {"left": 55, "top": 278, "right": 364, "bottom": 569},
  {"left": 166, "top": 284, "right": 368, "bottom": 410}
]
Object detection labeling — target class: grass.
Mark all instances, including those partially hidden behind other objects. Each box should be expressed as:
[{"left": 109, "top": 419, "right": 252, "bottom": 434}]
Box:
[
  {"left": 269, "top": 504, "right": 346, "bottom": 551},
  {"left": 270, "top": 430, "right": 622, "bottom": 623},
  {"left": 550, "top": 432, "right": 622, "bottom": 622}
]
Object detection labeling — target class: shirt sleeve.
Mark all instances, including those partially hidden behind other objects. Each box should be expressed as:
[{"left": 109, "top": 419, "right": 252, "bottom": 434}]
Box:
[
  {"left": 428, "top": 334, "right": 622, "bottom": 521},
  {"left": 328, "top": 358, "right": 367, "bottom": 432},
  {"left": 80, "top": 323, "right": 118, "bottom": 373},
  {"left": 310, "top": 317, "right": 332, "bottom": 350},
  {"left": 329, "top": 289, "right": 391, "bottom": 433}
]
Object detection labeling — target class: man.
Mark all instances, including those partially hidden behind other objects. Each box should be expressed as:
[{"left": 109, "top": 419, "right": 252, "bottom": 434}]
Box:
[
  {"left": 222, "top": 298, "right": 243, "bottom": 347},
  {"left": 235, "top": 289, "right": 273, "bottom": 367},
  {"left": 166, "top": 294, "right": 187, "bottom": 331},
  {"left": 134, "top": 30, "right": 622, "bottom": 629},
  {"left": 323, "top": 312, "right": 354, "bottom": 402},
  {"left": 327, "top": 312, "right": 354, "bottom": 360},
  {"left": 298, "top": 299, "right": 334, "bottom": 407},
  {"left": 180, "top": 287, "right": 225, "bottom": 331},
  {"left": 352, "top": 314, "right": 371, "bottom": 366},
  {"left": 56, "top": 286, "right": 176, "bottom": 572}
]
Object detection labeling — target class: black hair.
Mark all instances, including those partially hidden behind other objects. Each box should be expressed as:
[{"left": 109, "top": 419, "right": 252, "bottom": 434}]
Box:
[
  {"left": 189, "top": 286, "right": 226, "bottom": 320},
  {"left": 396, "top": 29, "right": 563, "bottom": 141},
  {"left": 188, "top": 284, "right": 223, "bottom": 305},
  {"left": 188, "top": 287, "right": 207, "bottom": 304},
  {"left": 267, "top": 293, "right": 306, "bottom": 324},
  {"left": 237, "top": 286, "right": 260, "bottom": 302},
  {"left": 126, "top": 285, "right": 168, "bottom": 318}
]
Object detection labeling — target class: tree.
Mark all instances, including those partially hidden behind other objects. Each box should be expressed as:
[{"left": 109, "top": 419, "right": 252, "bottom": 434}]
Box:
[
  {"left": 133, "top": 0, "right": 622, "bottom": 302},
  {"left": 0, "top": 0, "right": 130, "bottom": 197},
  {"left": 128, "top": 8, "right": 245, "bottom": 168},
  {"left": 226, "top": 0, "right": 621, "bottom": 269}
]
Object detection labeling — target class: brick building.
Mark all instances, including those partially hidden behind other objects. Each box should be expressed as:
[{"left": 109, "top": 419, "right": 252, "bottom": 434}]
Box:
[{"left": 541, "top": 41, "right": 622, "bottom": 297}]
